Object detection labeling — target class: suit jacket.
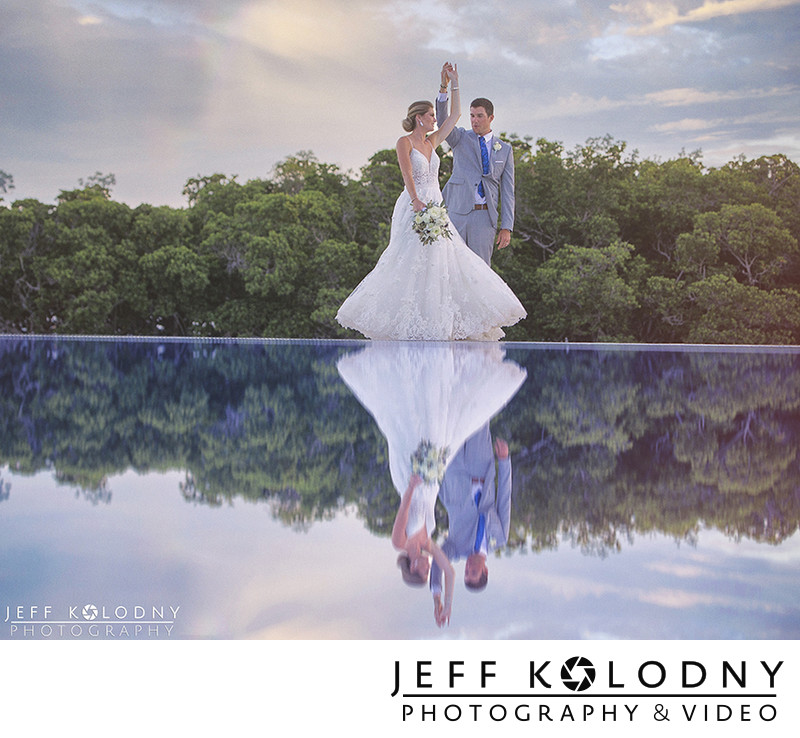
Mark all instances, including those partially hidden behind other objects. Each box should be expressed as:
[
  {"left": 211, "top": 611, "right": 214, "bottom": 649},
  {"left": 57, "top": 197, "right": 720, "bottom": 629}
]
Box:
[
  {"left": 435, "top": 97, "right": 515, "bottom": 233},
  {"left": 430, "top": 423, "right": 512, "bottom": 593}
]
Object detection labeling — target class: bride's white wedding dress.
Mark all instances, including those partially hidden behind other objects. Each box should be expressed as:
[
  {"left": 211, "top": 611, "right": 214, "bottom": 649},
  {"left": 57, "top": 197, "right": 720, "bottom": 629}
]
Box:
[
  {"left": 336, "top": 147, "right": 526, "bottom": 340},
  {"left": 337, "top": 342, "right": 527, "bottom": 537}
]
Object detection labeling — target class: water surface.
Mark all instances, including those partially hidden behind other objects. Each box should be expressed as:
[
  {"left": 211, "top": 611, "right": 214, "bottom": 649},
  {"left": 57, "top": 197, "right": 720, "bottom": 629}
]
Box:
[{"left": 1, "top": 337, "right": 798, "bottom": 639}]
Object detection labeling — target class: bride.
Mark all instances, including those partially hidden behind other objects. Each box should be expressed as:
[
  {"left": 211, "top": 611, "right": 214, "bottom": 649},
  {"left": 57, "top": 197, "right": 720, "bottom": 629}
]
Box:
[
  {"left": 337, "top": 341, "right": 527, "bottom": 626},
  {"left": 336, "top": 64, "right": 526, "bottom": 341}
]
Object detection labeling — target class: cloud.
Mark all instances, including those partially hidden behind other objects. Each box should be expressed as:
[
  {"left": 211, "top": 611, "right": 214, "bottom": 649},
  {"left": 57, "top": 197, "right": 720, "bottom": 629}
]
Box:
[
  {"left": 528, "top": 92, "right": 630, "bottom": 120},
  {"left": 646, "top": 562, "right": 710, "bottom": 578},
  {"left": 638, "top": 588, "right": 727, "bottom": 609},
  {"left": 528, "top": 83, "right": 798, "bottom": 125},
  {"left": 381, "top": 0, "right": 592, "bottom": 66},
  {"left": 217, "top": 0, "right": 385, "bottom": 63},
  {"left": 588, "top": 32, "right": 661, "bottom": 60},
  {"left": 611, "top": 0, "right": 800, "bottom": 35},
  {"left": 651, "top": 118, "right": 722, "bottom": 133},
  {"left": 644, "top": 84, "right": 798, "bottom": 107}
]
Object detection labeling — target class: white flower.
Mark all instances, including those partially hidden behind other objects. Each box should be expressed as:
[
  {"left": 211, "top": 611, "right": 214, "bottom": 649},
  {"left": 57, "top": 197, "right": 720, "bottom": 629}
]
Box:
[
  {"left": 411, "top": 200, "right": 453, "bottom": 245},
  {"left": 493, "top": 141, "right": 502, "bottom": 152}
]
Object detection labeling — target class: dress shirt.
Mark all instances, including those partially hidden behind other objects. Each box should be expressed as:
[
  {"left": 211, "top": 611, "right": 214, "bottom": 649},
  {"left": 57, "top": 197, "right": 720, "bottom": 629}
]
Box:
[{"left": 438, "top": 91, "right": 492, "bottom": 204}]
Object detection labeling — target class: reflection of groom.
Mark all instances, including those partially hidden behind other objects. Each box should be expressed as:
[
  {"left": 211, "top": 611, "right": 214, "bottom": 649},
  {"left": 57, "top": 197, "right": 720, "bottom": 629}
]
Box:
[
  {"left": 430, "top": 423, "right": 512, "bottom": 606},
  {"left": 436, "top": 63, "right": 515, "bottom": 265}
]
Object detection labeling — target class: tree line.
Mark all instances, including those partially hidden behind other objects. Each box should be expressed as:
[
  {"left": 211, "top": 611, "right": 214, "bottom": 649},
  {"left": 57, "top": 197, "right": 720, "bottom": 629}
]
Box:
[{"left": 1, "top": 137, "right": 799, "bottom": 343}]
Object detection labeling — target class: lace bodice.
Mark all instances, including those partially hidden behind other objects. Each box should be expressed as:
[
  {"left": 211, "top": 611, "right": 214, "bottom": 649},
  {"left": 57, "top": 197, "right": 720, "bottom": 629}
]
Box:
[
  {"left": 406, "top": 481, "right": 438, "bottom": 538},
  {"left": 411, "top": 147, "right": 440, "bottom": 191}
]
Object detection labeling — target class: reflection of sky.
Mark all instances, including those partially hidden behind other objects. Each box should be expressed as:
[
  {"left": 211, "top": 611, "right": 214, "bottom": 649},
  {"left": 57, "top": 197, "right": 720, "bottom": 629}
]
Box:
[{"left": 3, "top": 467, "right": 798, "bottom": 640}]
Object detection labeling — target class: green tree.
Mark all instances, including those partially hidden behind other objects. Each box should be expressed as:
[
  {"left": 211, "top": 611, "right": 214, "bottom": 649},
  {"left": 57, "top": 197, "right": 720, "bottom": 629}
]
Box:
[
  {"left": 515, "top": 136, "right": 637, "bottom": 259},
  {"left": 139, "top": 244, "right": 210, "bottom": 334},
  {"left": 271, "top": 151, "right": 349, "bottom": 197},
  {"left": 0, "top": 169, "right": 14, "bottom": 200},
  {"left": 196, "top": 187, "right": 358, "bottom": 336},
  {"left": 35, "top": 189, "right": 135, "bottom": 333},
  {"left": 0, "top": 198, "right": 51, "bottom": 331},
  {"left": 350, "top": 148, "right": 402, "bottom": 250},
  {"left": 719, "top": 154, "right": 800, "bottom": 242},
  {"left": 618, "top": 153, "right": 710, "bottom": 270},
  {"left": 681, "top": 204, "right": 797, "bottom": 287},
  {"left": 528, "top": 241, "right": 643, "bottom": 341},
  {"left": 687, "top": 275, "right": 800, "bottom": 344}
]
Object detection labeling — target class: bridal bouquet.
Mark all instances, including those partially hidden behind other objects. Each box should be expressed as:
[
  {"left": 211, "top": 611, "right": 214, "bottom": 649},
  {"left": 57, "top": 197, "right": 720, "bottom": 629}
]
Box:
[
  {"left": 411, "top": 440, "right": 449, "bottom": 485},
  {"left": 412, "top": 201, "right": 453, "bottom": 245}
]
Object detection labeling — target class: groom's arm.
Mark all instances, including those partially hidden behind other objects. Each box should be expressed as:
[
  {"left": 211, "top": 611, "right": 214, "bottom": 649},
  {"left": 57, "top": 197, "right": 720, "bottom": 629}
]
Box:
[
  {"left": 430, "top": 554, "right": 444, "bottom": 595},
  {"left": 485, "top": 458, "right": 512, "bottom": 548},
  {"left": 491, "top": 440, "right": 512, "bottom": 547},
  {"left": 435, "top": 95, "right": 448, "bottom": 130},
  {"left": 495, "top": 456, "right": 512, "bottom": 544},
  {"left": 436, "top": 93, "right": 463, "bottom": 148},
  {"left": 498, "top": 143, "right": 515, "bottom": 234}
]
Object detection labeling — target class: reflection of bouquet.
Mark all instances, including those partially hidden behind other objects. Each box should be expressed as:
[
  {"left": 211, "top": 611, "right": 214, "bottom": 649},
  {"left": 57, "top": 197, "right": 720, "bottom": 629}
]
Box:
[
  {"left": 411, "top": 440, "right": 449, "bottom": 485},
  {"left": 412, "top": 201, "right": 453, "bottom": 245}
]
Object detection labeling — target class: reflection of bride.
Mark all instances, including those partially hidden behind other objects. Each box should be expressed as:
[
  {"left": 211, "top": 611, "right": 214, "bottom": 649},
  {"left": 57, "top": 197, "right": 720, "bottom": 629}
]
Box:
[{"left": 337, "top": 342, "right": 527, "bottom": 624}]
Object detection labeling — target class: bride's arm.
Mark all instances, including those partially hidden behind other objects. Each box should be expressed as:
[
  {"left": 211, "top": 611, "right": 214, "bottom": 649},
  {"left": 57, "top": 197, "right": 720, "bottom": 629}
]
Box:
[
  {"left": 396, "top": 136, "right": 426, "bottom": 212},
  {"left": 428, "top": 64, "right": 460, "bottom": 148},
  {"left": 391, "top": 474, "right": 422, "bottom": 550}
]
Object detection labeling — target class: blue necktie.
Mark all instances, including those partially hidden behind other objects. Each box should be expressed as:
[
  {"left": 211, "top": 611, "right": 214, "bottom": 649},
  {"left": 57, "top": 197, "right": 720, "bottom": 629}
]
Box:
[
  {"left": 473, "top": 488, "right": 485, "bottom": 552},
  {"left": 478, "top": 136, "right": 489, "bottom": 199}
]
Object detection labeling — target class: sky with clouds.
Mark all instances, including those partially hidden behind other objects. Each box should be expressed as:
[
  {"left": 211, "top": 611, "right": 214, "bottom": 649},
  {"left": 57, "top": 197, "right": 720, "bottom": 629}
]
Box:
[
  {"left": 5, "top": 467, "right": 800, "bottom": 639},
  {"left": 2, "top": 0, "right": 799, "bottom": 208}
]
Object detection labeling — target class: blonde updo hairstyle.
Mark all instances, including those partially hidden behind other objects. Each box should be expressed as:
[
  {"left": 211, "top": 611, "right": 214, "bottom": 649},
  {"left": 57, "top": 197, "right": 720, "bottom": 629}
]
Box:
[
  {"left": 402, "top": 100, "right": 434, "bottom": 132},
  {"left": 397, "top": 553, "right": 427, "bottom": 587}
]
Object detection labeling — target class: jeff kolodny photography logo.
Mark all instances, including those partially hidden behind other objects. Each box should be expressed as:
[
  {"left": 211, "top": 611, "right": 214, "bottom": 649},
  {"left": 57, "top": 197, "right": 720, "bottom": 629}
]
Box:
[
  {"left": 5, "top": 602, "right": 180, "bottom": 638},
  {"left": 392, "top": 653, "right": 783, "bottom": 725}
]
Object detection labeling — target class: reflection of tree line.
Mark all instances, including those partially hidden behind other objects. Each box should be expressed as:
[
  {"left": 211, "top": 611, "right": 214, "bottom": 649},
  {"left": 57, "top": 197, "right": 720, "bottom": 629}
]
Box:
[
  {"left": 1, "top": 339, "right": 798, "bottom": 549},
  {"left": 501, "top": 347, "right": 800, "bottom": 552}
]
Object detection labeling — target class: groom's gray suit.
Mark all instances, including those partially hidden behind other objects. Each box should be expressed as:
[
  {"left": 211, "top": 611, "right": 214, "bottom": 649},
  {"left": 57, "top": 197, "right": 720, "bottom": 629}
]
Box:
[
  {"left": 429, "top": 422, "right": 512, "bottom": 593},
  {"left": 435, "top": 98, "right": 515, "bottom": 265}
]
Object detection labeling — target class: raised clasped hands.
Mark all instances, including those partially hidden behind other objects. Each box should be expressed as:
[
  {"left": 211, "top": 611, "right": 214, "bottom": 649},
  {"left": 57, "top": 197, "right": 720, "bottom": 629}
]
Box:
[
  {"left": 446, "top": 63, "right": 458, "bottom": 86},
  {"left": 433, "top": 593, "right": 451, "bottom": 628},
  {"left": 440, "top": 61, "right": 457, "bottom": 88}
]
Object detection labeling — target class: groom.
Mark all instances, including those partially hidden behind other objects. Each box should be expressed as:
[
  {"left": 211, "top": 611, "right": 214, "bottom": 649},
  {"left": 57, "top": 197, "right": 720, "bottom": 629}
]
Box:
[
  {"left": 436, "top": 63, "right": 515, "bottom": 265},
  {"left": 430, "top": 424, "right": 513, "bottom": 620}
]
